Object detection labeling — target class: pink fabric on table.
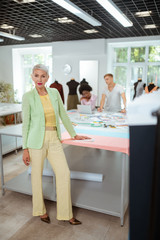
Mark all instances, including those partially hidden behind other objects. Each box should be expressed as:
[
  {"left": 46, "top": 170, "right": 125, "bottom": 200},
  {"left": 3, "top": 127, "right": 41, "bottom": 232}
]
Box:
[
  {"left": 81, "top": 94, "right": 97, "bottom": 110},
  {"left": 61, "top": 132, "right": 129, "bottom": 155}
]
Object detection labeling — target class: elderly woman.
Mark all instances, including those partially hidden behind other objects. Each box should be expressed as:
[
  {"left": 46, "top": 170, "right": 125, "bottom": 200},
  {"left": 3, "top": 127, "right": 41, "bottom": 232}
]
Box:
[{"left": 22, "top": 64, "right": 89, "bottom": 224}]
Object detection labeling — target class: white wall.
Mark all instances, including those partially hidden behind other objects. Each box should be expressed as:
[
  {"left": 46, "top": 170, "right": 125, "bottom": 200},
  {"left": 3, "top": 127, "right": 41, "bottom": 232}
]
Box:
[
  {"left": 51, "top": 39, "right": 107, "bottom": 105},
  {"left": 0, "top": 39, "right": 107, "bottom": 105},
  {"left": 0, "top": 46, "right": 13, "bottom": 84}
]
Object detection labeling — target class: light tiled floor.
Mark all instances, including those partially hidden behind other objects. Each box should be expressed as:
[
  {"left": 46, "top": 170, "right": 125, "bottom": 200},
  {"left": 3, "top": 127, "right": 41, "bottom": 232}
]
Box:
[{"left": 0, "top": 150, "right": 129, "bottom": 240}]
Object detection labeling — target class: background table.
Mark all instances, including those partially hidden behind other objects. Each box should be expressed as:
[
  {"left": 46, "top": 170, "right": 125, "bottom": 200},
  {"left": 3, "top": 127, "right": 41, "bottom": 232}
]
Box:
[
  {"left": 0, "top": 103, "right": 22, "bottom": 155},
  {"left": 0, "top": 103, "right": 22, "bottom": 123}
]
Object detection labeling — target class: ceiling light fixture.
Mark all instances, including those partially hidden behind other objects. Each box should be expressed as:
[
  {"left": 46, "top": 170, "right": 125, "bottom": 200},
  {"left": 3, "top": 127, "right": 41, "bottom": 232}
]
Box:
[
  {"left": 0, "top": 24, "right": 14, "bottom": 29},
  {"left": 51, "top": 0, "right": 102, "bottom": 26},
  {"left": 13, "top": 0, "right": 35, "bottom": 3},
  {"left": 0, "top": 38, "right": 4, "bottom": 42},
  {"left": 135, "top": 11, "right": 152, "bottom": 17},
  {"left": 84, "top": 29, "right": 99, "bottom": 34},
  {"left": 54, "top": 17, "right": 75, "bottom": 24},
  {"left": 96, "top": 0, "right": 133, "bottom": 27},
  {"left": 0, "top": 31, "right": 25, "bottom": 41},
  {"left": 144, "top": 24, "right": 157, "bottom": 29},
  {"left": 29, "top": 34, "right": 42, "bottom": 38}
]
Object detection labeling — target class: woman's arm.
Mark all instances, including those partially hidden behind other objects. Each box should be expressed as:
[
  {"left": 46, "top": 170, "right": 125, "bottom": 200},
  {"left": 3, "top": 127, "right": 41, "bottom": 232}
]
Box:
[
  {"left": 121, "top": 92, "right": 126, "bottom": 113},
  {"left": 57, "top": 91, "right": 76, "bottom": 138},
  {"left": 22, "top": 93, "right": 31, "bottom": 149},
  {"left": 57, "top": 91, "right": 90, "bottom": 140},
  {"left": 90, "top": 94, "right": 97, "bottom": 110},
  {"left": 98, "top": 94, "right": 105, "bottom": 112},
  {"left": 22, "top": 93, "right": 31, "bottom": 165}
]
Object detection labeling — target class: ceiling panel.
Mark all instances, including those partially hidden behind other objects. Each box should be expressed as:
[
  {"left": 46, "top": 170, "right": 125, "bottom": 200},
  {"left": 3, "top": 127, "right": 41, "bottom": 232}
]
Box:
[{"left": 0, "top": 0, "right": 159, "bottom": 46}]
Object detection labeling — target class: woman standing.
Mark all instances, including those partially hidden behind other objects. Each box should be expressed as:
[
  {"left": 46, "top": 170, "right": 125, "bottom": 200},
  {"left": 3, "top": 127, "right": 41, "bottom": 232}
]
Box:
[{"left": 22, "top": 64, "right": 89, "bottom": 224}]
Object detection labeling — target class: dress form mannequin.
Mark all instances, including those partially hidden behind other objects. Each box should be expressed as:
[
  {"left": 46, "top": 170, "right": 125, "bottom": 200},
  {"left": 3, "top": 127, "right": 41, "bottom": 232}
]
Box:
[
  {"left": 133, "top": 78, "right": 146, "bottom": 99},
  {"left": 80, "top": 78, "right": 88, "bottom": 85},
  {"left": 66, "top": 78, "right": 79, "bottom": 110},
  {"left": 50, "top": 80, "right": 65, "bottom": 103}
]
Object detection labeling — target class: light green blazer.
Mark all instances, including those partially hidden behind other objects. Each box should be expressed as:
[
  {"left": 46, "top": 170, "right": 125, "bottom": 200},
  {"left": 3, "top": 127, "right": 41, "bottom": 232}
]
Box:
[{"left": 22, "top": 87, "right": 76, "bottom": 149}]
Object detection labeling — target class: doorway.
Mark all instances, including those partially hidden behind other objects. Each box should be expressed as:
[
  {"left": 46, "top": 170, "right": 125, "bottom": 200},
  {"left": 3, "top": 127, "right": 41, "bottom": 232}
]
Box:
[{"left": 79, "top": 60, "right": 98, "bottom": 99}]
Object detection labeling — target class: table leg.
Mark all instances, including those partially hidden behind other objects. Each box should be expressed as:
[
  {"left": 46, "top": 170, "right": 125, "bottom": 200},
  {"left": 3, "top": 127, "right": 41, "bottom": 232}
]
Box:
[
  {"left": 14, "top": 113, "right": 17, "bottom": 155},
  {"left": 0, "top": 135, "right": 5, "bottom": 195},
  {"left": 120, "top": 153, "right": 126, "bottom": 226}
]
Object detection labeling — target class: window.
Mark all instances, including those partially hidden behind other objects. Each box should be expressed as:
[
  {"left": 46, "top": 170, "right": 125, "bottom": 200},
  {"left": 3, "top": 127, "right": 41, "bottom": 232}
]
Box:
[
  {"left": 113, "top": 66, "right": 127, "bottom": 88},
  {"left": 22, "top": 52, "right": 52, "bottom": 93},
  {"left": 148, "top": 45, "right": 160, "bottom": 62},
  {"left": 23, "top": 54, "right": 33, "bottom": 65},
  {"left": 110, "top": 41, "right": 160, "bottom": 103},
  {"left": 113, "top": 48, "right": 128, "bottom": 63},
  {"left": 147, "top": 65, "right": 160, "bottom": 85},
  {"left": 131, "top": 47, "right": 145, "bottom": 62},
  {"left": 13, "top": 46, "right": 52, "bottom": 102},
  {"left": 23, "top": 67, "right": 32, "bottom": 93}
]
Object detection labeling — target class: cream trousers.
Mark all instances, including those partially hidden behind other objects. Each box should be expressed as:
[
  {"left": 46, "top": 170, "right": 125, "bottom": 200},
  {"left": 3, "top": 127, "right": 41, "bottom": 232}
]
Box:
[{"left": 29, "top": 130, "right": 73, "bottom": 220}]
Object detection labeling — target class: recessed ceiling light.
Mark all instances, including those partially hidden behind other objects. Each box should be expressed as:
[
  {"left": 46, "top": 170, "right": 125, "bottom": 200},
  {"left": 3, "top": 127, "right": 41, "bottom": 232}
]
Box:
[
  {"left": 13, "top": 0, "right": 35, "bottom": 3},
  {"left": 29, "top": 34, "right": 42, "bottom": 38},
  {"left": 0, "top": 24, "right": 14, "bottom": 29},
  {"left": 135, "top": 11, "right": 152, "bottom": 17},
  {"left": 54, "top": 17, "right": 75, "bottom": 24},
  {"left": 84, "top": 29, "right": 99, "bottom": 34},
  {"left": 144, "top": 24, "right": 157, "bottom": 29}
]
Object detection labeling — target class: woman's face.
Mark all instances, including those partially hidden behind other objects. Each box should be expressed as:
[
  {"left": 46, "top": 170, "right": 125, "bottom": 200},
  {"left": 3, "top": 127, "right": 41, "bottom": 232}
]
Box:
[
  {"left": 32, "top": 69, "right": 49, "bottom": 89},
  {"left": 82, "top": 90, "right": 91, "bottom": 99}
]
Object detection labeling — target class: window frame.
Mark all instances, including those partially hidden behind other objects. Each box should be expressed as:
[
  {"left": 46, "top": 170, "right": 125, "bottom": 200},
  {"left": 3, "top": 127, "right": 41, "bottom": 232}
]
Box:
[{"left": 107, "top": 40, "right": 160, "bottom": 103}]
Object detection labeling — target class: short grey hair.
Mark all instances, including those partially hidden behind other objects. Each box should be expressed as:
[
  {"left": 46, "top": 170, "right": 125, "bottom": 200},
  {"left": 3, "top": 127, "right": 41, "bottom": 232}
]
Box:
[{"left": 32, "top": 64, "right": 49, "bottom": 75}]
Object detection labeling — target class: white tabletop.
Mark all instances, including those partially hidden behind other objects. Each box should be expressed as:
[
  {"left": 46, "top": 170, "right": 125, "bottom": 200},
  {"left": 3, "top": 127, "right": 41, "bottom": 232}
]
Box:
[{"left": 0, "top": 103, "right": 22, "bottom": 117}]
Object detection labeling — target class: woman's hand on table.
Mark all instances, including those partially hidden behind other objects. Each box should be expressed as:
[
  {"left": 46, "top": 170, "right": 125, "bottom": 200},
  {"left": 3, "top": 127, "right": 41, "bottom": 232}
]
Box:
[
  {"left": 73, "top": 135, "right": 91, "bottom": 140},
  {"left": 97, "top": 107, "right": 103, "bottom": 112},
  {"left": 23, "top": 149, "right": 30, "bottom": 166},
  {"left": 121, "top": 108, "right": 126, "bottom": 113}
]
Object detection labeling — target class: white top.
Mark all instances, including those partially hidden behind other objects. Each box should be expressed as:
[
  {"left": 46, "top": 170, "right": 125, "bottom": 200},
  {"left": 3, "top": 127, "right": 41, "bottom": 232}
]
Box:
[
  {"left": 102, "top": 84, "right": 124, "bottom": 112},
  {"left": 81, "top": 94, "right": 97, "bottom": 110},
  {"left": 128, "top": 90, "right": 160, "bottom": 126}
]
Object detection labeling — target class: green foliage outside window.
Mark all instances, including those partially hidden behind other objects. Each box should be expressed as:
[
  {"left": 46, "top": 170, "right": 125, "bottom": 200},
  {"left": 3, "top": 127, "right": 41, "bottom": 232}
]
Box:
[
  {"left": 34, "top": 54, "right": 44, "bottom": 65},
  {"left": 0, "top": 82, "right": 17, "bottom": 103},
  {"left": 147, "top": 65, "right": 160, "bottom": 85},
  {"left": 148, "top": 46, "right": 160, "bottom": 62},
  {"left": 114, "top": 48, "right": 128, "bottom": 63},
  {"left": 24, "top": 67, "right": 33, "bottom": 92},
  {"left": 22, "top": 53, "right": 52, "bottom": 93},
  {"left": 131, "top": 47, "right": 145, "bottom": 62},
  {"left": 23, "top": 54, "right": 33, "bottom": 65},
  {"left": 113, "top": 66, "right": 127, "bottom": 88},
  {"left": 0, "top": 82, "right": 18, "bottom": 125}
]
